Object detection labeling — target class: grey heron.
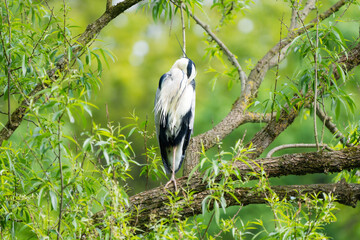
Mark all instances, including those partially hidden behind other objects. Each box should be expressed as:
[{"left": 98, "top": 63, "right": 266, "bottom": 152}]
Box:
[{"left": 154, "top": 57, "right": 196, "bottom": 191}]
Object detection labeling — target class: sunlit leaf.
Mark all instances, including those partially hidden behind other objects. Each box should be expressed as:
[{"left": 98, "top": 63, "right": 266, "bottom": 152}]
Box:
[{"left": 49, "top": 190, "right": 58, "bottom": 211}]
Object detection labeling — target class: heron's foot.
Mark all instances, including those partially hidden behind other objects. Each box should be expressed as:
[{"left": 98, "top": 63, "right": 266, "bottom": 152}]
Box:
[{"left": 164, "top": 174, "right": 178, "bottom": 192}]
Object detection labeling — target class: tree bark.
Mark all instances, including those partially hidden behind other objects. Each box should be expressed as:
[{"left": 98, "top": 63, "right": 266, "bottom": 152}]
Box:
[
  {"left": 92, "top": 146, "right": 360, "bottom": 232},
  {"left": 122, "top": 182, "right": 360, "bottom": 233}
]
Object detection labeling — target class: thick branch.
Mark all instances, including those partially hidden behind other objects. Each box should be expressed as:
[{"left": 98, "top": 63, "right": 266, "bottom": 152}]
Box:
[
  {"left": 92, "top": 147, "right": 360, "bottom": 232},
  {"left": 106, "top": 0, "right": 112, "bottom": 11},
  {"left": 77, "top": 0, "right": 142, "bottom": 45},
  {"left": 0, "top": 0, "right": 142, "bottom": 146},
  {"left": 123, "top": 147, "right": 360, "bottom": 230},
  {"left": 125, "top": 182, "right": 360, "bottom": 232},
  {"left": 243, "top": 112, "right": 275, "bottom": 123}
]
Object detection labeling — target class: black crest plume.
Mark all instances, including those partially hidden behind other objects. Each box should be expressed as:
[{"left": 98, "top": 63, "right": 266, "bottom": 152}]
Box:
[{"left": 175, "top": 35, "right": 187, "bottom": 58}]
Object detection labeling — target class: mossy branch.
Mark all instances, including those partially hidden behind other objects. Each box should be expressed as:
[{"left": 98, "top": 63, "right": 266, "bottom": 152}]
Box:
[{"left": 92, "top": 146, "right": 360, "bottom": 232}]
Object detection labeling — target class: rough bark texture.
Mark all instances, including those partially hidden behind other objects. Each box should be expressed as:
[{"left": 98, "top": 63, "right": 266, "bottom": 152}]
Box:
[
  {"left": 125, "top": 181, "right": 360, "bottom": 233},
  {"left": 241, "top": 147, "right": 360, "bottom": 177},
  {"left": 92, "top": 146, "right": 360, "bottom": 232}
]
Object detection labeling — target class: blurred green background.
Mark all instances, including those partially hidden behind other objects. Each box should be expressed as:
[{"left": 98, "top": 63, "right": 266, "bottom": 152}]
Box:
[{"left": 59, "top": 0, "right": 360, "bottom": 238}]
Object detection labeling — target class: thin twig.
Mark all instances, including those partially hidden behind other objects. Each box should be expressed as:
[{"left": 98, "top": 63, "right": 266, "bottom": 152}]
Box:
[
  {"left": 63, "top": 0, "right": 66, "bottom": 55},
  {"left": 57, "top": 3, "right": 66, "bottom": 238},
  {"left": 295, "top": 5, "right": 315, "bottom": 51},
  {"left": 213, "top": 206, "right": 243, "bottom": 239},
  {"left": 43, "top": 1, "right": 72, "bottom": 49},
  {"left": 170, "top": 0, "right": 247, "bottom": 93},
  {"left": 0, "top": 111, "right": 38, "bottom": 126},
  {"left": 313, "top": 2, "right": 319, "bottom": 150},
  {"left": 29, "top": 8, "right": 54, "bottom": 62},
  {"left": 315, "top": 103, "right": 351, "bottom": 147},
  {"left": 266, "top": 143, "right": 333, "bottom": 158},
  {"left": 105, "top": 103, "right": 110, "bottom": 125},
  {"left": 271, "top": 14, "right": 284, "bottom": 122},
  {"left": 4, "top": 0, "right": 12, "bottom": 124},
  {"left": 289, "top": 0, "right": 320, "bottom": 149},
  {"left": 180, "top": 1, "right": 186, "bottom": 56},
  {"left": 57, "top": 119, "right": 64, "bottom": 240},
  {"left": 143, "top": 116, "right": 150, "bottom": 190},
  {"left": 200, "top": 210, "right": 215, "bottom": 240}
]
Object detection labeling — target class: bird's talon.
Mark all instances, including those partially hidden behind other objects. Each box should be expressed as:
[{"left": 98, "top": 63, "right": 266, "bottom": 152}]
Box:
[{"left": 164, "top": 177, "right": 178, "bottom": 192}]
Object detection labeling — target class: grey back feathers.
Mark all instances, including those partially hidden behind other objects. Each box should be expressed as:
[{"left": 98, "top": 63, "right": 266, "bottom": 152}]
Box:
[{"left": 154, "top": 57, "right": 196, "bottom": 174}]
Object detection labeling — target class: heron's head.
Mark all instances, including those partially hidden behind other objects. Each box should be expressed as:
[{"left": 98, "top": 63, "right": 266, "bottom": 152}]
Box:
[{"left": 172, "top": 57, "right": 197, "bottom": 80}]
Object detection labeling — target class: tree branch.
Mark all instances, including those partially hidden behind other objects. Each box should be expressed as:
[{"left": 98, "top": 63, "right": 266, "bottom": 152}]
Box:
[
  {"left": 125, "top": 182, "right": 360, "bottom": 232},
  {"left": 106, "top": 0, "right": 112, "bottom": 11},
  {"left": 190, "top": 13, "right": 247, "bottom": 92},
  {"left": 92, "top": 146, "right": 360, "bottom": 232},
  {"left": 247, "top": 39, "right": 360, "bottom": 159},
  {"left": 184, "top": 0, "right": 348, "bottom": 175},
  {"left": 243, "top": 112, "right": 275, "bottom": 123},
  {"left": 170, "top": 0, "right": 247, "bottom": 92},
  {"left": 315, "top": 103, "right": 351, "bottom": 147},
  {"left": 266, "top": 143, "right": 333, "bottom": 158}
]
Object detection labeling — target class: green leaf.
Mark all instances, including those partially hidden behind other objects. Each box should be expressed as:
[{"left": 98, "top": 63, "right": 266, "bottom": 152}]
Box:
[
  {"left": 202, "top": 195, "right": 210, "bottom": 215},
  {"left": 83, "top": 138, "right": 92, "bottom": 151},
  {"left": 214, "top": 200, "right": 220, "bottom": 225},
  {"left": 53, "top": 110, "right": 64, "bottom": 122},
  {"left": 336, "top": 63, "right": 346, "bottom": 83},
  {"left": 66, "top": 107, "right": 75, "bottom": 123},
  {"left": 86, "top": 49, "right": 91, "bottom": 66},
  {"left": 127, "top": 127, "right": 136, "bottom": 137},
  {"left": 38, "top": 187, "right": 45, "bottom": 207},
  {"left": 103, "top": 149, "right": 110, "bottom": 165},
  {"left": 227, "top": 78, "right": 233, "bottom": 90},
  {"left": 188, "top": 163, "right": 201, "bottom": 182},
  {"left": 220, "top": 195, "right": 227, "bottom": 213},
  {"left": 77, "top": 58, "right": 84, "bottom": 72},
  {"left": 49, "top": 190, "right": 58, "bottom": 211},
  {"left": 22, "top": 55, "right": 27, "bottom": 76},
  {"left": 83, "top": 104, "right": 92, "bottom": 117},
  {"left": 335, "top": 99, "right": 341, "bottom": 120}
]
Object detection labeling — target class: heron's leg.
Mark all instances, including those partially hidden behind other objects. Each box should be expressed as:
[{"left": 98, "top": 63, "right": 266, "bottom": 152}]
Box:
[{"left": 164, "top": 146, "right": 178, "bottom": 192}]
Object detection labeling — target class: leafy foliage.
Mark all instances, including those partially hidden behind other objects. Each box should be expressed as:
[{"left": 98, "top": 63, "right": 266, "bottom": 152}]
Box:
[
  {"left": 0, "top": 0, "right": 133, "bottom": 238},
  {"left": 1, "top": 0, "right": 360, "bottom": 239}
]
